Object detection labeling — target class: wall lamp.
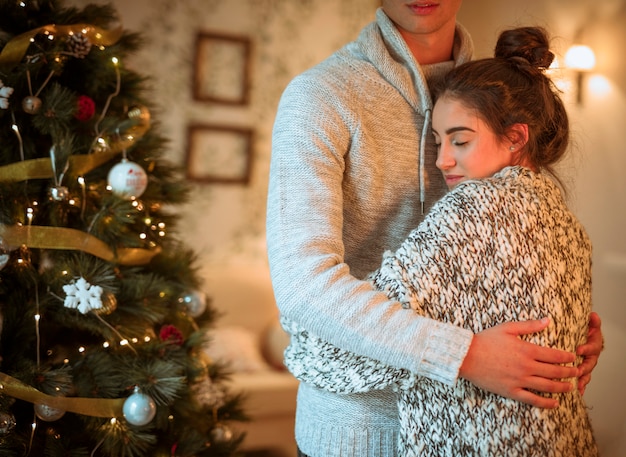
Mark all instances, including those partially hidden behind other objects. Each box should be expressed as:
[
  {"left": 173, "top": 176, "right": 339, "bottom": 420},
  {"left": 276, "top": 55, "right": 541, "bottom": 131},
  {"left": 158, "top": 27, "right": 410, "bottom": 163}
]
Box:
[{"left": 564, "top": 44, "right": 596, "bottom": 105}]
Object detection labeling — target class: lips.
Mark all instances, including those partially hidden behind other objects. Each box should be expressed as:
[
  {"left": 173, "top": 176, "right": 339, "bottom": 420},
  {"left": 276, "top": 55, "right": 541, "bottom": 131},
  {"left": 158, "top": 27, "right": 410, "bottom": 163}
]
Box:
[
  {"left": 408, "top": 2, "right": 439, "bottom": 14},
  {"left": 444, "top": 175, "right": 463, "bottom": 187}
]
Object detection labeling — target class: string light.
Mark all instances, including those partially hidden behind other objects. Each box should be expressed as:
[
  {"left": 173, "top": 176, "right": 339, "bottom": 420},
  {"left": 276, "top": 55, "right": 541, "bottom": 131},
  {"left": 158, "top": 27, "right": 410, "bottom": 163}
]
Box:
[
  {"left": 11, "top": 122, "right": 25, "bottom": 161},
  {"left": 78, "top": 176, "right": 87, "bottom": 218}
]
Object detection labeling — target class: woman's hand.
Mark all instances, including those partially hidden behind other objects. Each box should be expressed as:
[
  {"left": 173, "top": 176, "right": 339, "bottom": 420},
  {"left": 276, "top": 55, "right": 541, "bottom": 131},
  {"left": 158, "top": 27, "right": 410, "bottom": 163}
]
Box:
[
  {"left": 576, "top": 312, "right": 603, "bottom": 395},
  {"left": 459, "top": 317, "right": 576, "bottom": 408}
]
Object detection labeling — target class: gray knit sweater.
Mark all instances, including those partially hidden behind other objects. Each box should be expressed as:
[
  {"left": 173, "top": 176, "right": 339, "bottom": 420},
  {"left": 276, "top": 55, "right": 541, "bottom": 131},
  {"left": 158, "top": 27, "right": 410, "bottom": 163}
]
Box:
[
  {"left": 284, "top": 167, "right": 598, "bottom": 456},
  {"left": 267, "top": 8, "right": 474, "bottom": 456}
]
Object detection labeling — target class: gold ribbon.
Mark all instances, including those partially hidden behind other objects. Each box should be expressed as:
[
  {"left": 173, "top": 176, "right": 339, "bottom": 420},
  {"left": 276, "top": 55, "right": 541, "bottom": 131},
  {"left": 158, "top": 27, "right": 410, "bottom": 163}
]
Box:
[
  {"left": 0, "top": 372, "right": 124, "bottom": 418},
  {"left": 0, "top": 149, "right": 119, "bottom": 183},
  {"left": 0, "top": 224, "right": 161, "bottom": 266},
  {"left": 0, "top": 23, "right": 123, "bottom": 72}
]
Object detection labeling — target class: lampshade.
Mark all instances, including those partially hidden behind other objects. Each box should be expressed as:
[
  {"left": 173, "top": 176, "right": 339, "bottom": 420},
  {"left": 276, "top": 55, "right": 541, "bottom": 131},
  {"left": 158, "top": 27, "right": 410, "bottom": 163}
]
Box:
[{"left": 564, "top": 45, "right": 596, "bottom": 71}]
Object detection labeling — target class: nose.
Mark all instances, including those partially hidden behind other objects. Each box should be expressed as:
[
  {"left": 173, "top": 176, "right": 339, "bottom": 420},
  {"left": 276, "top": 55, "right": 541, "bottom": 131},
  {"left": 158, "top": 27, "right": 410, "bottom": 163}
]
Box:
[{"left": 436, "top": 144, "right": 455, "bottom": 171}]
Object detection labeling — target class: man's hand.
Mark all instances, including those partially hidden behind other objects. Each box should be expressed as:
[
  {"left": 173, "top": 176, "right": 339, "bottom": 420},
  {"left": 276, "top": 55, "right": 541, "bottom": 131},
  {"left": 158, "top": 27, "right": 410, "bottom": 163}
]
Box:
[
  {"left": 576, "top": 312, "right": 603, "bottom": 395},
  {"left": 459, "top": 317, "right": 576, "bottom": 409}
]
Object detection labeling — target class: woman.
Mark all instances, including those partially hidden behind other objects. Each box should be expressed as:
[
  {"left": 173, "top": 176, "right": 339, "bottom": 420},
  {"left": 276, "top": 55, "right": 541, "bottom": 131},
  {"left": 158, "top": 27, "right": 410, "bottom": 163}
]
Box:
[{"left": 283, "top": 26, "right": 598, "bottom": 456}]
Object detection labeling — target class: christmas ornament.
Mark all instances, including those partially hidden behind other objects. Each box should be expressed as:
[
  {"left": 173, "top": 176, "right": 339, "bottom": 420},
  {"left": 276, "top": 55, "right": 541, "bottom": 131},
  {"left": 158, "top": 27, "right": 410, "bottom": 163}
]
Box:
[
  {"left": 107, "top": 158, "right": 148, "bottom": 199},
  {"left": 123, "top": 387, "right": 156, "bottom": 426},
  {"left": 159, "top": 324, "right": 184, "bottom": 346},
  {"left": 34, "top": 403, "right": 65, "bottom": 421},
  {"left": 74, "top": 95, "right": 95, "bottom": 121},
  {"left": 180, "top": 290, "right": 207, "bottom": 317},
  {"left": 191, "top": 377, "right": 226, "bottom": 409},
  {"left": 0, "top": 237, "right": 12, "bottom": 271},
  {"left": 49, "top": 186, "right": 69, "bottom": 201},
  {"left": 0, "top": 79, "right": 14, "bottom": 109},
  {"left": 210, "top": 423, "right": 233, "bottom": 443},
  {"left": 67, "top": 32, "right": 92, "bottom": 58},
  {"left": 0, "top": 411, "right": 16, "bottom": 435},
  {"left": 22, "top": 95, "right": 42, "bottom": 114},
  {"left": 93, "top": 290, "right": 118, "bottom": 315},
  {"left": 63, "top": 277, "right": 104, "bottom": 314}
]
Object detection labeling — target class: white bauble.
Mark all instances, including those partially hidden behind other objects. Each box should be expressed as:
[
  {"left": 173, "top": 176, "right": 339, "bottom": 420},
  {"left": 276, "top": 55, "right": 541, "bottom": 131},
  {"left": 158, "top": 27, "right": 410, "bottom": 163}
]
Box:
[{"left": 107, "top": 159, "right": 148, "bottom": 199}]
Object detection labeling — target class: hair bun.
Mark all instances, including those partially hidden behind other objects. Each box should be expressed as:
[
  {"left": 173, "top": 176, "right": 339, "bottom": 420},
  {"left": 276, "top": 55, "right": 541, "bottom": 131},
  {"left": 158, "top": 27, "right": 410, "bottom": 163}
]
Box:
[{"left": 495, "top": 26, "right": 554, "bottom": 70}]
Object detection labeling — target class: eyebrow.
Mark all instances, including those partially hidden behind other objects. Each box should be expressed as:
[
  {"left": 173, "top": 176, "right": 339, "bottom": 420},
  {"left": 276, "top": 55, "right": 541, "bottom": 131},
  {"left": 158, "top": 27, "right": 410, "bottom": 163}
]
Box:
[{"left": 434, "top": 126, "right": 476, "bottom": 135}]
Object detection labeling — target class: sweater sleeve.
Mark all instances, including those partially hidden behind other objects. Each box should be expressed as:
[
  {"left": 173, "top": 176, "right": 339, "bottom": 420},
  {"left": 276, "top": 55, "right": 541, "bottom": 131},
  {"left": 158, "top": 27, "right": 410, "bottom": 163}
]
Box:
[
  {"left": 267, "top": 74, "right": 472, "bottom": 385},
  {"left": 277, "top": 182, "right": 489, "bottom": 394}
]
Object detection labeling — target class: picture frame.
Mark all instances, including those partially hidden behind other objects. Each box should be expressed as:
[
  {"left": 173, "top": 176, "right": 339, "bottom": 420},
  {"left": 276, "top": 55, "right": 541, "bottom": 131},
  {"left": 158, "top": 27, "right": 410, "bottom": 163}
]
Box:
[
  {"left": 185, "top": 124, "right": 253, "bottom": 184},
  {"left": 192, "top": 31, "right": 251, "bottom": 105}
]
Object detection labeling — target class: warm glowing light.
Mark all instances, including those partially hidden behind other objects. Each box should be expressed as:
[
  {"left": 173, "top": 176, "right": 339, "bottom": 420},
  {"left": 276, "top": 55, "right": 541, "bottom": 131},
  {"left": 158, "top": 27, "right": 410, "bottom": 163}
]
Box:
[
  {"left": 34, "top": 314, "right": 40, "bottom": 321},
  {"left": 78, "top": 346, "right": 85, "bottom": 353},
  {"left": 139, "top": 233, "right": 147, "bottom": 240},
  {"left": 111, "top": 57, "right": 119, "bottom": 66},
  {"left": 565, "top": 45, "right": 596, "bottom": 71},
  {"left": 120, "top": 339, "right": 129, "bottom": 346},
  {"left": 103, "top": 342, "right": 110, "bottom": 348},
  {"left": 589, "top": 75, "right": 611, "bottom": 97},
  {"left": 110, "top": 418, "right": 117, "bottom": 425}
]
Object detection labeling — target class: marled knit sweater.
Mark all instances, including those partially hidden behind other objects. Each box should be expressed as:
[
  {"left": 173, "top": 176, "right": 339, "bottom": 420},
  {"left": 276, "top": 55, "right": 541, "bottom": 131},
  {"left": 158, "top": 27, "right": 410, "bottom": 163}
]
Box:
[
  {"left": 268, "top": 8, "right": 474, "bottom": 457},
  {"left": 283, "top": 167, "right": 598, "bottom": 456}
]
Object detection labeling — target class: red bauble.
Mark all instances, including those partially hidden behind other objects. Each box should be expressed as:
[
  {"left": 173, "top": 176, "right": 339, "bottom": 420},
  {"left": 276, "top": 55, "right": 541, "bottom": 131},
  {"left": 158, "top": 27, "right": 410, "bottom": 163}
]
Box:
[{"left": 74, "top": 95, "right": 96, "bottom": 121}]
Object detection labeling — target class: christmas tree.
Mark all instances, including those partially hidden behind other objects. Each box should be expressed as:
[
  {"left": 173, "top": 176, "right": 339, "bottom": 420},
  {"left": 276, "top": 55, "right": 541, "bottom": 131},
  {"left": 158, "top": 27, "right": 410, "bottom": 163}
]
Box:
[{"left": 0, "top": 1, "right": 245, "bottom": 455}]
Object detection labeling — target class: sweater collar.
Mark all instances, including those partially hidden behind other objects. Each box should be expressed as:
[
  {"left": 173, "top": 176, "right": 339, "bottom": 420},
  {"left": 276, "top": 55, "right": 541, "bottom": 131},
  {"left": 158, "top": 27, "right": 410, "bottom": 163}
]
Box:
[{"left": 358, "top": 8, "right": 474, "bottom": 115}]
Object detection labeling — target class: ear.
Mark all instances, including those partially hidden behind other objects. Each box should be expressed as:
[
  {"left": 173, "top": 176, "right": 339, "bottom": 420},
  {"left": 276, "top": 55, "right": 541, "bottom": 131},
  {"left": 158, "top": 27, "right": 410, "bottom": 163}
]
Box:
[{"left": 506, "top": 123, "right": 529, "bottom": 150}]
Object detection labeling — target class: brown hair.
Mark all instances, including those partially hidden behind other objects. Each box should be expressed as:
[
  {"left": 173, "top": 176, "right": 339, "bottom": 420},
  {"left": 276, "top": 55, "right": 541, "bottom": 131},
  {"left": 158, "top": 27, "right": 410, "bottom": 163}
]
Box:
[{"left": 433, "top": 27, "right": 569, "bottom": 181}]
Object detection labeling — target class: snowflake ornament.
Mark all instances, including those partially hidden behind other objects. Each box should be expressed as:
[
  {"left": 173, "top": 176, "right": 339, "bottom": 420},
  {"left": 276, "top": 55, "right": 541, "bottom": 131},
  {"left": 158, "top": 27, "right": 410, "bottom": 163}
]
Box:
[
  {"left": 0, "top": 79, "right": 14, "bottom": 109},
  {"left": 63, "top": 277, "right": 103, "bottom": 314}
]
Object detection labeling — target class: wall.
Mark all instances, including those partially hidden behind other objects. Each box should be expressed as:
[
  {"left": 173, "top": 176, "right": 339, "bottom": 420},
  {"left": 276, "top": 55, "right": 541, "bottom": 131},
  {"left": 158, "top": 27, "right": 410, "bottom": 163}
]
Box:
[
  {"left": 68, "top": 0, "right": 625, "bottom": 454},
  {"left": 93, "top": 0, "right": 379, "bottom": 268},
  {"left": 458, "top": 2, "right": 626, "bottom": 456}
]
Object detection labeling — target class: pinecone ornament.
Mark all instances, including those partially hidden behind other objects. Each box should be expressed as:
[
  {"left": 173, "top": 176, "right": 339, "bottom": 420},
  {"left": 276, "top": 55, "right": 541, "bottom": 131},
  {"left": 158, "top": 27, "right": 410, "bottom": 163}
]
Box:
[{"left": 67, "top": 33, "right": 92, "bottom": 58}]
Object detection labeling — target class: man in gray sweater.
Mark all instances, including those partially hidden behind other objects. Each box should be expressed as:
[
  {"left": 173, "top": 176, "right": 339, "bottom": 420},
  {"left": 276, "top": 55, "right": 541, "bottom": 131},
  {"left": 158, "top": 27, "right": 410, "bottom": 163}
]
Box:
[{"left": 266, "top": 1, "right": 604, "bottom": 456}]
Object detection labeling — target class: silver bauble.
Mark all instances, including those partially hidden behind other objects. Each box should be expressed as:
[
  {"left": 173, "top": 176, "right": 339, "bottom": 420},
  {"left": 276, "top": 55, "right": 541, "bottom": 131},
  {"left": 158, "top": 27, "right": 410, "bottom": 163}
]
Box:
[
  {"left": 22, "top": 95, "right": 42, "bottom": 114},
  {"left": 123, "top": 387, "right": 156, "bottom": 426},
  {"left": 34, "top": 403, "right": 65, "bottom": 422},
  {"left": 0, "top": 411, "right": 16, "bottom": 434},
  {"left": 49, "top": 185, "right": 69, "bottom": 201}
]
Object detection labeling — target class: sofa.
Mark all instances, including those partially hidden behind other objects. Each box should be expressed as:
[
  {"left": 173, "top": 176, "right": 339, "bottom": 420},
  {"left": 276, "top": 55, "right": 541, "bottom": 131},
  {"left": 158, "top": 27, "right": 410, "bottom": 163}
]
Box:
[{"left": 200, "top": 263, "right": 299, "bottom": 456}]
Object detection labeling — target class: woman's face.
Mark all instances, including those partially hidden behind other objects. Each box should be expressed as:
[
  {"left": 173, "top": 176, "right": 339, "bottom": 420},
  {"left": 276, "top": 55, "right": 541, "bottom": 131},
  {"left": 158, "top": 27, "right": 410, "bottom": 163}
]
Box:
[{"left": 433, "top": 96, "right": 517, "bottom": 189}]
